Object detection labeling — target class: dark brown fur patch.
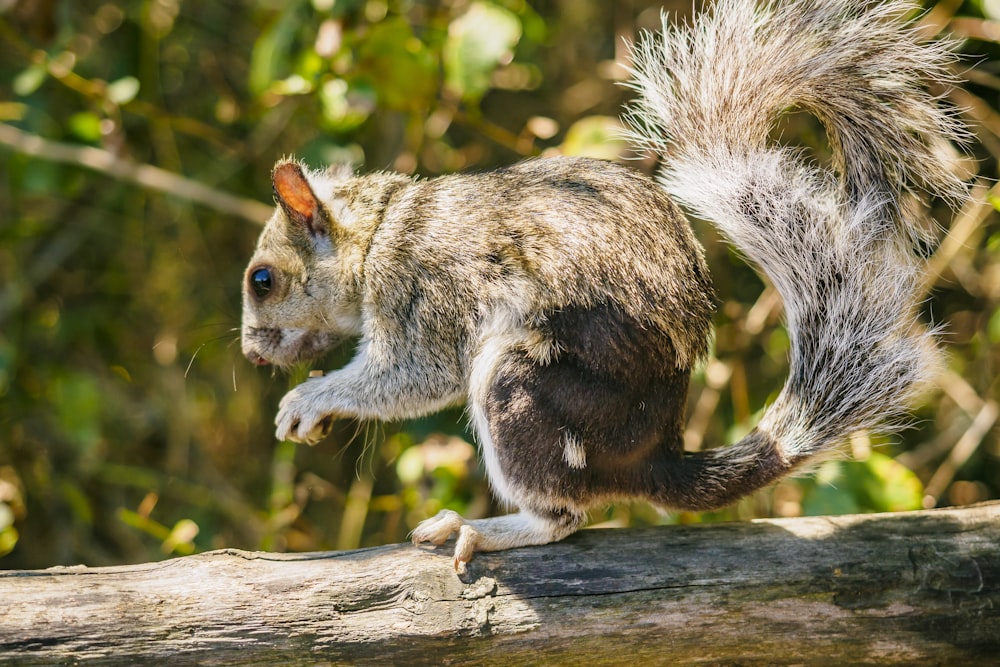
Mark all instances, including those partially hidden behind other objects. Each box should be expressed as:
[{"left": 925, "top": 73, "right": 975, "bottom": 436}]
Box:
[
  {"left": 485, "top": 303, "right": 692, "bottom": 508},
  {"left": 646, "top": 429, "right": 789, "bottom": 511}
]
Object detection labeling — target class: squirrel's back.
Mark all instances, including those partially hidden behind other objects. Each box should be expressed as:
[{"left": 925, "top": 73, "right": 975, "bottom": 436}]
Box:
[{"left": 367, "top": 156, "right": 715, "bottom": 367}]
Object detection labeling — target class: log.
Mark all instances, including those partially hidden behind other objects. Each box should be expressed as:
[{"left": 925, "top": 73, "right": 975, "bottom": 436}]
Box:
[{"left": 1, "top": 503, "right": 998, "bottom": 666}]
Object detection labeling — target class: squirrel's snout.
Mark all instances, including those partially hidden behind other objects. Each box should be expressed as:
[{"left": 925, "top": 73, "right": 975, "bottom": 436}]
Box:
[{"left": 244, "top": 348, "right": 271, "bottom": 366}]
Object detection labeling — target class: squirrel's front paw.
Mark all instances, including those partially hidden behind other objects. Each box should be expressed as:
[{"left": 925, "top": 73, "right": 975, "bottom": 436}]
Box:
[
  {"left": 275, "top": 379, "right": 336, "bottom": 445},
  {"left": 411, "top": 509, "right": 480, "bottom": 572}
]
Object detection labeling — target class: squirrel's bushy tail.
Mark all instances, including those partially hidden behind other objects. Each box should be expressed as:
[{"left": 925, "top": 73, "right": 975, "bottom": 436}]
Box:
[{"left": 624, "top": 0, "right": 967, "bottom": 510}]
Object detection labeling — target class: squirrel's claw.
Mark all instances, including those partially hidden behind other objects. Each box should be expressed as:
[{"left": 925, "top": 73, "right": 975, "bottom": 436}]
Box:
[
  {"left": 275, "top": 378, "right": 336, "bottom": 445},
  {"left": 411, "top": 509, "right": 478, "bottom": 572}
]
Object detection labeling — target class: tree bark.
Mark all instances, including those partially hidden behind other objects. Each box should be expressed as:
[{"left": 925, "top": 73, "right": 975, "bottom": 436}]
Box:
[{"left": 1, "top": 503, "right": 998, "bottom": 666}]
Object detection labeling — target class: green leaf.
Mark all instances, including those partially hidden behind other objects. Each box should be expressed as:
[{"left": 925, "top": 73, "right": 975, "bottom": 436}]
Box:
[
  {"left": 162, "top": 518, "right": 199, "bottom": 555},
  {"left": 60, "top": 481, "right": 94, "bottom": 524},
  {"left": 249, "top": 0, "right": 307, "bottom": 96},
  {"left": 515, "top": 1, "right": 548, "bottom": 44},
  {"left": 271, "top": 74, "right": 313, "bottom": 96},
  {"left": 356, "top": 18, "right": 438, "bottom": 112},
  {"left": 860, "top": 451, "right": 924, "bottom": 512},
  {"left": 396, "top": 446, "right": 424, "bottom": 485},
  {"left": 559, "top": 116, "right": 627, "bottom": 160},
  {"left": 48, "top": 372, "right": 103, "bottom": 449},
  {"left": 987, "top": 193, "right": 1000, "bottom": 213},
  {"left": 318, "top": 78, "right": 374, "bottom": 132},
  {"left": 118, "top": 508, "right": 169, "bottom": 541},
  {"left": 0, "top": 339, "right": 11, "bottom": 398},
  {"left": 67, "top": 112, "right": 103, "bottom": 143},
  {"left": 0, "top": 102, "right": 28, "bottom": 121},
  {"left": 800, "top": 452, "right": 924, "bottom": 516},
  {"left": 804, "top": 487, "right": 860, "bottom": 516},
  {"left": 0, "top": 503, "right": 13, "bottom": 533},
  {"left": 989, "top": 307, "right": 1000, "bottom": 344},
  {"left": 0, "top": 520, "right": 17, "bottom": 558},
  {"left": 443, "top": 1, "right": 521, "bottom": 102}
]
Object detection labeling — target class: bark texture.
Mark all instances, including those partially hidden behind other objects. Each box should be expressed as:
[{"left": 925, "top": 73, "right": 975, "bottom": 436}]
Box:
[{"left": 1, "top": 503, "right": 998, "bottom": 665}]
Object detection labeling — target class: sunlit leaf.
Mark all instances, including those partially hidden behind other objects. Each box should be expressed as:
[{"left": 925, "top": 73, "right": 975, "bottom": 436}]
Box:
[
  {"left": 107, "top": 76, "right": 140, "bottom": 105},
  {"left": 319, "top": 78, "right": 374, "bottom": 132},
  {"left": 984, "top": 0, "right": 1000, "bottom": 21},
  {"left": 860, "top": 452, "right": 924, "bottom": 512},
  {"left": 118, "top": 508, "right": 169, "bottom": 541},
  {"left": 989, "top": 308, "right": 1000, "bottom": 344},
  {"left": 67, "top": 112, "right": 102, "bottom": 143},
  {"left": 0, "top": 503, "right": 13, "bottom": 533},
  {"left": 13, "top": 63, "right": 47, "bottom": 97},
  {"left": 800, "top": 452, "right": 924, "bottom": 516},
  {"left": 249, "top": 0, "right": 307, "bottom": 96},
  {"left": 0, "top": 523, "right": 17, "bottom": 558},
  {"left": 0, "top": 102, "right": 27, "bottom": 122},
  {"left": 559, "top": 116, "right": 627, "bottom": 160},
  {"left": 162, "top": 518, "right": 199, "bottom": 555},
  {"left": 396, "top": 446, "right": 424, "bottom": 485},
  {"left": 271, "top": 74, "right": 313, "bottom": 96},
  {"left": 356, "top": 18, "right": 438, "bottom": 112},
  {"left": 443, "top": 1, "right": 521, "bottom": 102}
]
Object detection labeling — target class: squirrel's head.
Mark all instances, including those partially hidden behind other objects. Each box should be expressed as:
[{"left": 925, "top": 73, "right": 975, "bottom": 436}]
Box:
[{"left": 241, "top": 159, "right": 364, "bottom": 368}]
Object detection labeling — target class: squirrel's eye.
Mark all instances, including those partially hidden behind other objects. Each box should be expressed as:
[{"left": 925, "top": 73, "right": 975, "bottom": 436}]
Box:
[{"left": 250, "top": 267, "right": 273, "bottom": 299}]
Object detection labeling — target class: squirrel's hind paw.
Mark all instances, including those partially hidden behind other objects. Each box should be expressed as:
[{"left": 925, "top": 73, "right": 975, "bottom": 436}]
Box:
[
  {"left": 410, "top": 508, "right": 584, "bottom": 572},
  {"left": 411, "top": 509, "right": 478, "bottom": 572}
]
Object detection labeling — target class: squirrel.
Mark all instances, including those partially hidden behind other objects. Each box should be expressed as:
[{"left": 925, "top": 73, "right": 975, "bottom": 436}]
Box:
[{"left": 241, "top": 0, "right": 967, "bottom": 570}]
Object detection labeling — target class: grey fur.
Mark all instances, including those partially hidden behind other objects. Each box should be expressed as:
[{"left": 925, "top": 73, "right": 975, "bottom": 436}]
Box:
[
  {"left": 241, "top": 0, "right": 965, "bottom": 569},
  {"left": 624, "top": 0, "right": 964, "bottom": 459}
]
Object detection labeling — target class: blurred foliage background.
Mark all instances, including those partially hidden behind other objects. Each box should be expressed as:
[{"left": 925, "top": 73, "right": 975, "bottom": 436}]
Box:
[{"left": 0, "top": 0, "right": 997, "bottom": 569}]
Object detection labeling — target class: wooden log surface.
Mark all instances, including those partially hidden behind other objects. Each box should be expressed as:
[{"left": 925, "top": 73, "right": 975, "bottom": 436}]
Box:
[{"left": 1, "top": 503, "right": 998, "bottom": 666}]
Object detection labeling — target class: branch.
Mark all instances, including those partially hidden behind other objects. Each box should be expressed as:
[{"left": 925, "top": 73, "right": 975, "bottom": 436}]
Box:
[
  {"left": 0, "top": 123, "right": 273, "bottom": 225},
  {"left": 1, "top": 503, "right": 998, "bottom": 665}
]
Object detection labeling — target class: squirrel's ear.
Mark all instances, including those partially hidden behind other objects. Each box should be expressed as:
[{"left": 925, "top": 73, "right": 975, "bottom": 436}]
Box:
[{"left": 272, "top": 161, "right": 327, "bottom": 237}]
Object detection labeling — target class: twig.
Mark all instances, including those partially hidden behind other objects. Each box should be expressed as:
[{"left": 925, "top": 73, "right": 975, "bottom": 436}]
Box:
[
  {"left": 0, "top": 223, "right": 89, "bottom": 324},
  {"left": 948, "top": 17, "right": 1000, "bottom": 43},
  {"left": 683, "top": 358, "right": 732, "bottom": 452},
  {"left": 683, "top": 287, "right": 782, "bottom": 452},
  {"left": 916, "top": 0, "right": 964, "bottom": 39},
  {"left": 923, "top": 400, "right": 999, "bottom": 506},
  {"left": 949, "top": 86, "right": 1000, "bottom": 161},
  {"left": 452, "top": 107, "right": 541, "bottom": 157},
  {"left": 0, "top": 123, "right": 272, "bottom": 224},
  {"left": 0, "top": 18, "right": 241, "bottom": 155},
  {"left": 921, "top": 179, "right": 995, "bottom": 298},
  {"left": 899, "top": 370, "right": 991, "bottom": 471}
]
